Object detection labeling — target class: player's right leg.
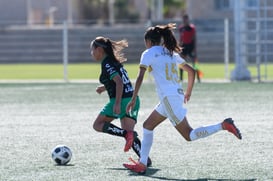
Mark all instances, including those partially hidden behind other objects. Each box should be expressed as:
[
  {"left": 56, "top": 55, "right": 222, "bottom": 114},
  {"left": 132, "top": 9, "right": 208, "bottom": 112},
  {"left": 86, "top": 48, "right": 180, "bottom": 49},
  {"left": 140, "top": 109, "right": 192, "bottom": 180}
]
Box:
[
  {"left": 93, "top": 114, "right": 136, "bottom": 154},
  {"left": 123, "top": 109, "right": 166, "bottom": 173},
  {"left": 121, "top": 117, "right": 152, "bottom": 166},
  {"left": 93, "top": 98, "right": 129, "bottom": 137},
  {"left": 93, "top": 114, "right": 126, "bottom": 136}
]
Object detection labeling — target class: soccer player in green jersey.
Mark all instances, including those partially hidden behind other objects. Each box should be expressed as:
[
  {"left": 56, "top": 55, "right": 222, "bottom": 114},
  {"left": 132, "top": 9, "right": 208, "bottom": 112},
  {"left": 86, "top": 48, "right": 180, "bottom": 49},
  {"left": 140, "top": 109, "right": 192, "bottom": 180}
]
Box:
[{"left": 90, "top": 36, "right": 151, "bottom": 166}]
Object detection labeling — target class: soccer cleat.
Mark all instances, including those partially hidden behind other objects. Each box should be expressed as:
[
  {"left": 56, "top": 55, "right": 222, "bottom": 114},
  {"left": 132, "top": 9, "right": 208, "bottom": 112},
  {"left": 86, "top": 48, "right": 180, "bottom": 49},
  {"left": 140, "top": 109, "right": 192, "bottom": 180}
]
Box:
[
  {"left": 123, "top": 157, "right": 147, "bottom": 174},
  {"left": 222, "top": 118, "right": 242, "bottom": 140},
  {"left": 124, "top": 131, "right": 134, "bottom": 152}
]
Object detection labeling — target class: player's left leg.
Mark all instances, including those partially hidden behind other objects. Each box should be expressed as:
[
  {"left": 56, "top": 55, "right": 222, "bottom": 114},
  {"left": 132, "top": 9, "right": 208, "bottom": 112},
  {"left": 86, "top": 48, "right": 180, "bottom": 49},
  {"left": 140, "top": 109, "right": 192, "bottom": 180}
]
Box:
[
  {"left": 175, "top": 117, "right": 242, "bottom": 141},
  {"left": 175, "top": 117, "right": 223, "bottom": 141},
  {"left": 162, "top": 95, "right": 242, "bottom": 141}
]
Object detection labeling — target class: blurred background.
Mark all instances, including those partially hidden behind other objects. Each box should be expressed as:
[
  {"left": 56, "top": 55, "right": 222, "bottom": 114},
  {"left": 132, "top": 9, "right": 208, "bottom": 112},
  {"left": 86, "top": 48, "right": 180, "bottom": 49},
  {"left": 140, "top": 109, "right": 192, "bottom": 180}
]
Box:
[{"left": 0, "top": 0, "right": 272, "bottom": 82}]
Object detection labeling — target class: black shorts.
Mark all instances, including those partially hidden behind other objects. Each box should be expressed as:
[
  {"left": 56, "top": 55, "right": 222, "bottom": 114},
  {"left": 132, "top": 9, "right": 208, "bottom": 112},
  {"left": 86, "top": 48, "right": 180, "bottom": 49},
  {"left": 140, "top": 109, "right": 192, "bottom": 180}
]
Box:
[{"left": 181, "top": 43, "right": 194, "bottom": 57}]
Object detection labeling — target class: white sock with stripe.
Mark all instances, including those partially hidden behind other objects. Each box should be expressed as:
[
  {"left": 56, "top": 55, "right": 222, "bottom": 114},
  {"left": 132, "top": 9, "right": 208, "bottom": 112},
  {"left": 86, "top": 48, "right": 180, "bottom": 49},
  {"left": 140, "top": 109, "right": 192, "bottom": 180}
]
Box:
[
  {"left": 139, "top": 128, "right": 153, "bottom": 166},
  {"left": 189, "top": 123, "right": 223, "bottom": 141}
]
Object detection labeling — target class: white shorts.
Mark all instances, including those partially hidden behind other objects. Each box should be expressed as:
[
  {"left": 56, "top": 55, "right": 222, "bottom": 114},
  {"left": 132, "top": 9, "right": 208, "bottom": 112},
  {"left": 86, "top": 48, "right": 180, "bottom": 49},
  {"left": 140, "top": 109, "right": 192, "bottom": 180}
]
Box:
[{"left": 155, "top": 95, "right": 187, "bottom": 126}]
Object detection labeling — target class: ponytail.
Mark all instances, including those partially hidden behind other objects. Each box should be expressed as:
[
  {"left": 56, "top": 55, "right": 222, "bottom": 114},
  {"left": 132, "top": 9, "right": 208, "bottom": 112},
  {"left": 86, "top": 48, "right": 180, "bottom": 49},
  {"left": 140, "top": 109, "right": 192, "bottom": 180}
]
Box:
[
  {"left": 91, "top": 36, "right": 128, "bottom": 63},
  {"left": 144, "top": 23, "right": 182, "bottom": 55}
]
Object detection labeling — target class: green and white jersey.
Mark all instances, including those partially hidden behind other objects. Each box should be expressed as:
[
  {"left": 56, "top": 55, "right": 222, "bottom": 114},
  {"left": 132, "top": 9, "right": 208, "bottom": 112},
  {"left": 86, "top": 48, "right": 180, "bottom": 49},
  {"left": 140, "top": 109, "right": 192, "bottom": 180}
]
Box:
[{"left": 100, "top": 56, "right": 133, "bottom": 99}]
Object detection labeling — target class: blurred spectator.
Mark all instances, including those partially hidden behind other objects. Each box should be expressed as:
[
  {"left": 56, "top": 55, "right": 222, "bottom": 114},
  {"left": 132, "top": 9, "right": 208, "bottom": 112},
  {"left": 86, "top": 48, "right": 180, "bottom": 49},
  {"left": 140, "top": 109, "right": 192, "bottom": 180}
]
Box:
[{"left": 179, "top": 14, "right": 201, "bottom": 82}]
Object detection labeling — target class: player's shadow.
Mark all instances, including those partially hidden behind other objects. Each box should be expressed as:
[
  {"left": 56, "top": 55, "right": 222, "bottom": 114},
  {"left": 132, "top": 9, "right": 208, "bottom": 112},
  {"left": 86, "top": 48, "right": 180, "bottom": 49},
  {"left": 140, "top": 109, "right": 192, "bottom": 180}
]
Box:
[
  {"left": 108, "top": 167, "right": 160, "bottom": 173},
  {"left": 134, "top": 173, "right": 257, "bottom": 181},
  {"left": 139, "top": 177, "right": 257, "bottom": 181},
  {"left": 108, "top": 167, "right": 256, "bottom": 181},
  {"left": 108, "top": 167, "right": 161, "bottom": 177},
  {"left": 139, "top": 170, "right": 257, "bottom": 181}
]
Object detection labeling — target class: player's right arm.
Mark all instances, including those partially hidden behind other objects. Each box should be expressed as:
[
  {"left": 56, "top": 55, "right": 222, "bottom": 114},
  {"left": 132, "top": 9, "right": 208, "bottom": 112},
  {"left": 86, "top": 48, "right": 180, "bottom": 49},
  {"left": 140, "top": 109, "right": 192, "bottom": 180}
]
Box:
[
  {"left": 126, "top": 66, "right": 146, "bottom": 113},
  {"left": 96, "top": 85, "right": 106, "bottom": 94}
]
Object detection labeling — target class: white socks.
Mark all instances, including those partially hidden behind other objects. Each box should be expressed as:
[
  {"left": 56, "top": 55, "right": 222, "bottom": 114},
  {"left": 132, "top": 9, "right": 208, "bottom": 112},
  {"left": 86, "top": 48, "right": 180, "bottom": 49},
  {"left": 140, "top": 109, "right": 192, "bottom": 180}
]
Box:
[
  {"left": 139, "top": 128, "right": 153, "bottom": 166},
  {"left": 139, "top": 123, "right": 223, "bottom": 165},
  {"left": 189, "top": 123, "right": 223, "bottom": 141}
]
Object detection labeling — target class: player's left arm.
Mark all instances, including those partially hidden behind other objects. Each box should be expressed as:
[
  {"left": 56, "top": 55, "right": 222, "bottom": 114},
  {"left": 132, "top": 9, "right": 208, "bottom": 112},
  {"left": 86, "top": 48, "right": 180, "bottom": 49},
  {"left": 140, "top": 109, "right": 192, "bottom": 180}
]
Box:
[
  {"left": 126, "top": 66, "right": 146, "bottom": 113},
  {"left": 179, "top": 63, "right": 195, "bottom": 103},
  {"left": 112, "top": 74, "right": 123, "bottom": 115}
]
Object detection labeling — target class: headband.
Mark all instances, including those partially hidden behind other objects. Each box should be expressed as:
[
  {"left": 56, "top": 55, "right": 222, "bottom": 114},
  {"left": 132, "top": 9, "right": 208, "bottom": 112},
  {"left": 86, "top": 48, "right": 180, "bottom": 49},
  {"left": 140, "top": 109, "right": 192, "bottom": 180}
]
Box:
[{"left": 92, "top": 40, "right": 107, "bottom": 48}]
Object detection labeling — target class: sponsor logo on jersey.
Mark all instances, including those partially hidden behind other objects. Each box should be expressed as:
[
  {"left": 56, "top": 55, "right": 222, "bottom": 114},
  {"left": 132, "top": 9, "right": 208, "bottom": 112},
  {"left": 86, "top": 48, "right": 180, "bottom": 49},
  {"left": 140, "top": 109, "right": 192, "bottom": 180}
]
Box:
[
  {"left": 106, "top": 67, "right": 116, "bottom": 75},
  {"left": 177, "top": 88, "right": 184, "bottom": 94}
]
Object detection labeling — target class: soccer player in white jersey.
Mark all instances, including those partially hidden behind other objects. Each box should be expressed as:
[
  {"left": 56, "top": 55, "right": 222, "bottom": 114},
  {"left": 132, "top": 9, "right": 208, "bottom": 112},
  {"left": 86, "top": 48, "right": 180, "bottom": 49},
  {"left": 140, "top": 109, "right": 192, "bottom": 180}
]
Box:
[{"left": 123, "top": 24, "right": 242, "bottom": 174}]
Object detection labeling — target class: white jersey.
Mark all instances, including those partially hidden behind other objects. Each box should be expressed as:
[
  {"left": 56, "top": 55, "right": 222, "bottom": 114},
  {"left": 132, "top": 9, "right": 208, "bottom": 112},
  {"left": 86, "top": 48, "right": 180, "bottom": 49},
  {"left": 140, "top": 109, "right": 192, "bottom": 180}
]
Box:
[{"left": 140, "top": 46, "right": 186, "bottom": 100}]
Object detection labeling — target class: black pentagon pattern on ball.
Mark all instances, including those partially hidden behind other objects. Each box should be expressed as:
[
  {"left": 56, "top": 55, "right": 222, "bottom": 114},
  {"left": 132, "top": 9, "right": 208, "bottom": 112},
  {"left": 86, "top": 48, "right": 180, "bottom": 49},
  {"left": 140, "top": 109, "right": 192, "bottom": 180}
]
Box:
[
  {"left": 55, "top": 147, "right": 61, "bottom": 153},
  {"left": 63, "top": 152, "right": 69, "bottom": 159},
  {"left": 55, "top": 158, "right": 62, "bottom": 165}
]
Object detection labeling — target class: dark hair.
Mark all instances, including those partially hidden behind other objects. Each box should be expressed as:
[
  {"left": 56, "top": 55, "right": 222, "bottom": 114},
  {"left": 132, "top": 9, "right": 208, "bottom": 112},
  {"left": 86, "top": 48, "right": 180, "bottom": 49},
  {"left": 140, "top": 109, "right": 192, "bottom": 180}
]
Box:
[
  {"left": 91, "top": 36, "right": 128, "bottom": 63},
  {"left": 144, "top": 23, "right": 181, "bottom": 55},
  {"left": 183, "top": 14, "right": 189, "bottom": 19}
]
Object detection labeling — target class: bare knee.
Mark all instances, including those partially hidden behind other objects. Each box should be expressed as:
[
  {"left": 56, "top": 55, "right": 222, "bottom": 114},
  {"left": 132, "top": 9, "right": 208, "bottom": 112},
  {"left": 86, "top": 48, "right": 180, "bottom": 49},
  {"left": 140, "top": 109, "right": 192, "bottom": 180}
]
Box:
[
  {"left": 143, "top": 122, "right": 149, "bottom": 129},
  {"left": 143, "top": 121, "right": 154, "bottom": 131},
  {"left": 184, "top": 135, "right": 191, "bottom": 142},
  {"left": 93, "top": 122, "right": 100, "bottom": 132},
  {"left": 142, "top": 110, "right": 166, "bottom": 130},
  {"left": 93, "top": 120, "right": 105, "bottom": 132},
  {"left": 183, "top": 129, "right": 193, "bottom": 141},
  {"left": 175, "top": 118, "right": 193, "bottom": 142},
  {"left": 93, "top": 115, "right": 113, "bottom": 132}
]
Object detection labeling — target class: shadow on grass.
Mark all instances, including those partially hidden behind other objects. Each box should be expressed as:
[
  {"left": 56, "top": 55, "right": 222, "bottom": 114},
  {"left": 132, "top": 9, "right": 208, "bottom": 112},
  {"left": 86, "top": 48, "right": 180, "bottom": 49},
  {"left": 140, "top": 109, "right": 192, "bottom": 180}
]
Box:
[
  {"left": 131, "top": 173, "right": 257, "bottom": 181},
  {"left": 138, "top": 177, "right": 257, "bottom": 181},
  {"left": 107, "top": 167, "right": 160, "bottom": 174},
  {"left": 107, "top": 167, "right": 128, "bottom": 171},
  {"left": 108, "top": 167, "right": 257, "bottom": 181},
  {"left": 54, "top": 164, "right": 75, "bottom": 167}
]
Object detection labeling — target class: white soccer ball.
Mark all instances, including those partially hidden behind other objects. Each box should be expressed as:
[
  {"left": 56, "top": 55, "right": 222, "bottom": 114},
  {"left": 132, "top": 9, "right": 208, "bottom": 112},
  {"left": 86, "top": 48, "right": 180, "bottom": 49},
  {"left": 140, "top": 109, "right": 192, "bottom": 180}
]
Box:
[{"left": 51, "top": 145, "right": 72, "bottom": 165}]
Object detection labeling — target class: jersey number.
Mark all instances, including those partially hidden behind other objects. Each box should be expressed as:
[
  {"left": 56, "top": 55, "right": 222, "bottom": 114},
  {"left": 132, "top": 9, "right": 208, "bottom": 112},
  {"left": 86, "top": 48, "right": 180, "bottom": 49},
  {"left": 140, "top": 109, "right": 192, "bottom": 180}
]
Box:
[
  {"left": 120, "top": 67, "right": 133, "bottom": 93},
  {"left": 165, "top": 63, "right": 179, "bottom": 83},
  {"left": 120, "top": 67, "right": 130, "bottom": 84}
]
